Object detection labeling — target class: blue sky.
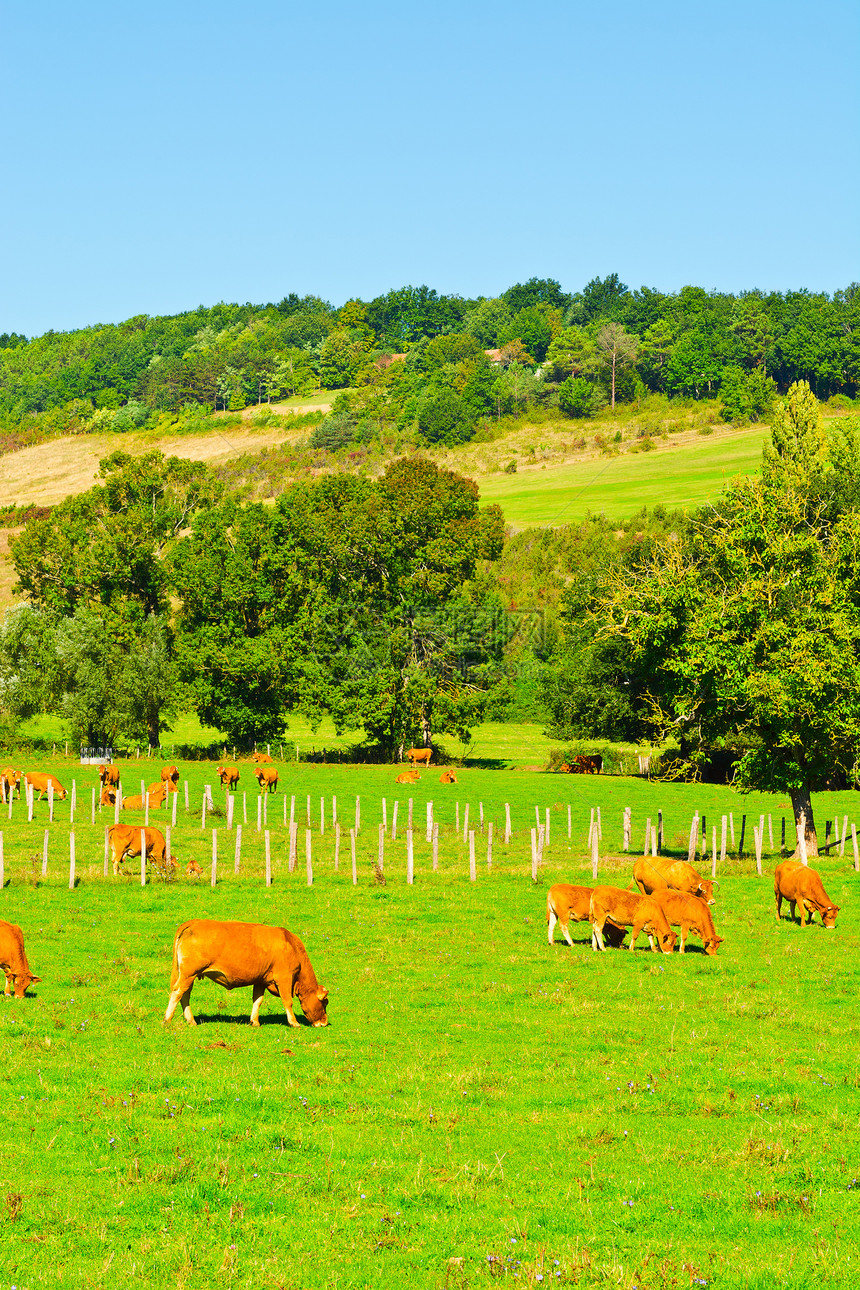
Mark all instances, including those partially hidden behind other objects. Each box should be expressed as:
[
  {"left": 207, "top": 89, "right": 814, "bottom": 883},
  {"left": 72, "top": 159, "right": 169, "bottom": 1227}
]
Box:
[{"left": 2, "top": 0, "right": 858, "bottom": 336}]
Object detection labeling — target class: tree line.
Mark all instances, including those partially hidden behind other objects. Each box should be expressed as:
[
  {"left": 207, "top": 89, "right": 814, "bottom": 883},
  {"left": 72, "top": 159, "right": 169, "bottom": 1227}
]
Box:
[{"left": 1, "top": 277, "right": 858, "bottom": 450}]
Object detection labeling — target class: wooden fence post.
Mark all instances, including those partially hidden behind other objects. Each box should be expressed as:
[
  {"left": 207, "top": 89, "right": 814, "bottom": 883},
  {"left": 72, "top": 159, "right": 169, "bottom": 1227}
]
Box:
[
  {"left": 306, "top": 794, "right": 311, "bottom": 828},
  {"left": 227, "top": 794, "right": 234, "bottom": 830},
  {"left": 114, "top": 789, "right": 121, "bottom": 826},
  {"left": 184, "top": 780, "right": 189, "bottom": 810},
  {"left": 591, "top": 822, "right": 599, "bottom": 880},
  {"left": 48, "top": 781, "right": 54, "bottom": 824},
  {"left": 479, "top": 802, "right": 484, "bottom": 833},
  {"left": 623, "top": 807, "right": 631, "bottom": 852}
]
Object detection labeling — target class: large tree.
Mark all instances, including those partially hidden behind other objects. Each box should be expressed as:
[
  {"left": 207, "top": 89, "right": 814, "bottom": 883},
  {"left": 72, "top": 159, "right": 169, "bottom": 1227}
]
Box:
[{"left": 599, "top": 383, "right": 860, "bottom": 853}]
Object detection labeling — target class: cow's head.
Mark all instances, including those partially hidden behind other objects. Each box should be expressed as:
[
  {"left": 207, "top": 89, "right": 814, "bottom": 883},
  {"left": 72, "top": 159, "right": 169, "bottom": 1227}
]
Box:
[
  {"left": 703, "top": 935, "right": 723, "bottom": 956},
  {"left": 821, "top": 905, "right": 839, "bottom": 929},
  {"left": 696, "top": 879, "right": 717, "bottom": 905},
  {"left": 9, "top": 971, "right": 41, "bottom": 999},
  {"left": 658, "top": 930, "right": 677, "bottom": 954},
  {"left": 301, "top": 986, "right": 329, "bottom": 1026}
]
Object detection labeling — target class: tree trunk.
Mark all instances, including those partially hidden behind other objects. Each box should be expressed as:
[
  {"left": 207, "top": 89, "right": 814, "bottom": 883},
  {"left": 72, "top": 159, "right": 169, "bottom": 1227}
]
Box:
[
  {"left": 148, "top": 713, "right": 161, "bottom": 751},
  {"left": 790, "top": 786, "right": 818, "bottom": 857}
]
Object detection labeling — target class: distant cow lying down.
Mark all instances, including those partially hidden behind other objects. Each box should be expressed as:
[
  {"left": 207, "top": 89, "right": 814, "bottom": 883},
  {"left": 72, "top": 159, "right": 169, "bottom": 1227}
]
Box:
[
  {"left": 547, "top": 884, "right": 627, "bottom": 947},
  {"left": 395, "top": 770, "right": 420, "bottom": 784},
  {"left": 589, "top": 886, "right": 676, "bottom": 953},
  {"left": 252, "top": 752, "right": 274, "bottom": 764},
  {"left": 164, "top": 919, "right": 329, "bottom": 1028},
  {"left": 122, "top": 785, "right": 167, "bottom": 811},
  {"left": 439, "top": 769, "right": 458, "bottom": 784}
]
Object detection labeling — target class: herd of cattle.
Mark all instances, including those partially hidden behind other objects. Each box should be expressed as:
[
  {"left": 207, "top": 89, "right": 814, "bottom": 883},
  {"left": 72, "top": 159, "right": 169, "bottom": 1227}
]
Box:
[
  {"left": 548, "top": 854, "right": 839, "bottom": 955},
  {"left": 0, "top": 755, "right": 845, "bottom": 1028}
]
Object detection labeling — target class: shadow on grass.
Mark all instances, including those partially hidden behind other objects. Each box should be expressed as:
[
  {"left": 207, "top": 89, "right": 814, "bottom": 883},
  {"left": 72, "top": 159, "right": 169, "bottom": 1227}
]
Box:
[{"left": 189, "top": 1012, "right": 317, "bottom": 1026}]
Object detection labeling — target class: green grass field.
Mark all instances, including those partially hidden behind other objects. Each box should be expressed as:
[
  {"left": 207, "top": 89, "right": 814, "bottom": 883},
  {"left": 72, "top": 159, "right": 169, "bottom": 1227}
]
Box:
[
  {"left": 475, "top": 429, "right": 768, "bottom": 527},
  {"left": 0, "top": 756, "right": 858, "bottom": 1287}
]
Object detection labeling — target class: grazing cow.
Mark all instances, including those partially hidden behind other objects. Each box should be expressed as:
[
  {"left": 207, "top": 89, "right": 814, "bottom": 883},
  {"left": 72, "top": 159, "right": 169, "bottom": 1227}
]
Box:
[
  {"left": 557, "top": 762, "right": 572, "bottom": 774},
  {"left": 651, "top": 889, "right": 723, "bottom": 954},
  {"left": 439, "top": 769, "right": 458, "bottom": 784},
  {"left": 547, "top": 884, "right": 627, "bottom": 947},
  {"left": 255, "top": 767, "right": 278, "bottom": 794},
  {"left": 571, "top": 754, "right": 602, "bottom": 775},
  {"left": 160, "top": 765, "right": 180, "bottom": 786},
  {"left": 395, "top": 770, "right": 420, "bottom": 784},
  {"left": 23, "top": 772, "right": 67, "bottom": 801},
  {"left": 100, "top": 785, "right": 117, "bottom": 807},
  {"left": 186, "top": 860, "right": 203, "bottom": 877},
  {"left": 216, "top": 765, "right": 240, "bottom": 790},
  {"left": 164, "top": 919, "right": 329, "bottom": 1028},
  {"left": 252, "top": 752, "right": 274, "bottom": 764},
  {"left": 98, "top": 764, "right": 120, "bottom": 788},
  {"left": 0, "top": 921, "right": 41, "bottom": 998},
  {"left": 589, "top": 886, "right": 676, "bottom": 953},
  {"left": 632, "top": 856, "right": 718, "bottom": 905},
  {"left": 0, "top": 767, "right": 21, "bottom": 800},
  {"left": 774, "top": 861, "right": 839, "bottom": 928},
  {"left": 406, "top": 747, "right": 432, "bottom": 767},
  {"left": 107, "top": 825, "right": 176, "bottom": 876}
]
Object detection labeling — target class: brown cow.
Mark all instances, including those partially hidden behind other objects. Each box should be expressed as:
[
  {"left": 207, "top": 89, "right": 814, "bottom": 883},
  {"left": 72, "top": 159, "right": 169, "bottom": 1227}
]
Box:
[
  {"left": 107, "top": 825, "right": 176, "bottom": 876},
  {"left": 100, "top": 785, "right": 117, "bottom": 807},
  {"left": 589, "top": 886, "right": 676, "bottom": 953},
  {"left": 252, "top": 752, "right": 274, "bottom": 764},
  {"left": 0, "top": 921, "right": 41, "bottom": 998},
  {"left": 0, "top": 767, "right": 21, "bottom": 800},
  {"left": 557, "top": 762, "right": 572, "bottom": 774},
  {"left": 632, "top": 856, "right": 717, "bottom": 905},
  {"left": 216, "top": 765, "right": 240, "bottom": 790},
  {"left": 23, "top": 772, "right": 67, "bottom": 801},
  {"left": 439, "top": 769, "right": 458, "bottom": 784},
  {"left": 98, "top": 764, "right": 120, "bottom": 788},
  {"left": 571, "top": 754, "right": 602, "bottom": 775},
  {"left": 164, "top": 919, "right": 329, "bottom": 1028},
  {"left": 255, "top": 767, "right": 278, "bottom": 794},
  {"left": 150, "top": 779, "right": 177, "bottom": 797},
  {"left": 406, "top": 747, "right": 432, "bottom": 767},
  {"left": 160, "top": 765, "right": 180, "bottom": 785},
  {"left": 123, "top": 785, "right": 167, "bottom": 811},
  {"left": 186, "top": 860, "right": 204, "bottom": 877},
  {"left": 651, "top": 889, "right": 723, "bottom": 954},
  {"left": 395, "top": 770, "right": 420, "bottom": 784},
  {"left": 774, "top": 861, "right": 839, "bottom": 928},
  {"left": 547, "top": 884, "right": 627, "bottom": 947}
]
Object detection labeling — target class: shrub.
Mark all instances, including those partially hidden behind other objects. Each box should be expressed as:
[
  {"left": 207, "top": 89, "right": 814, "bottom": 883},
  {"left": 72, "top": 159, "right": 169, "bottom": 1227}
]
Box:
[
  {"left": 558, "top": 377, "right": 602, "bottom": 419},
  {"left": 719, "top": 367, "right": 776, "bottom": 424},
  {"left": 415, "top": 388, "right": 476, "bottom": 444}
]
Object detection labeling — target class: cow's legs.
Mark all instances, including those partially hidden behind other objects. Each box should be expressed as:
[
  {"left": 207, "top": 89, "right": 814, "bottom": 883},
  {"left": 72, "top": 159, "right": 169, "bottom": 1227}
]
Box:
[
  {"left": 273, "top": 975, "right": 299, "bottom": 1025},
  {"left": 591, "top": 916, "right": 607, "bottom": 952},
  {"left": 798, "top": 899, "right": 809, "bottom": 926},
  {"left": 679, "top": 923, "right": 689, "bottom": 953},
  {"left": 3, "top": 970, "right": 11, "bottom": 997},
  {"left": 775, "top": 891, "right": 783, "bottom": 921},
  {"left": 249, "top": 982, "right": 266, "bottom": 1027},
  {"left": 164, "top": 975, "right": 196, "bottom": 1025},
  {"left": 561, "top": 917, "right": 573, "bottom": 947},
  {"left": 547, "top": 908, "right": 557, "bottom": 945}
]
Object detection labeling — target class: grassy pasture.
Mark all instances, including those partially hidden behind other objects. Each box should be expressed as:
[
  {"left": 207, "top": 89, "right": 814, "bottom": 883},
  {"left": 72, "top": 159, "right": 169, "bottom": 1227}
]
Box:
[{"left": 0, "top": 757, "right": 859, "bottom": 1288}]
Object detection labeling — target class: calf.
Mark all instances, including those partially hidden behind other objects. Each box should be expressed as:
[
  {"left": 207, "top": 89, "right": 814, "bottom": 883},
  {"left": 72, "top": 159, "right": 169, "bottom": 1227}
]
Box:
[
  {"left": 395, "top": 770, "right": 420, "bottom": 784},
  {"left": 0, "top": 922, "right": 41, "bottom": 998},
  {"left": 100, "top": 785, "right": 117, "bottom": 807},
  {"left": 123, "top": 785, "right": 166, "bottom": 811},
  {"left": 186, "top": 860, "right": 204, "bottom": 877},
  {"left": 98, "top": 764, "right": 120, "bottom": 788},
  {"left": 651, "top": 889, "right": 723, "bottom": 954},
  {"left": 108, "top": 825, "right": 176, "bottom": 876},
  {"left": 774, "top": 861, "right": 839, "bottom": 928},
  {"left": 589, "top": 886, "right": 676, "bottom": 953},
  {"left": 255, "top": 767, "right": 278, "bottom": 794},
  {"left": 23, "top": 772, "right": 67, "bottom": 801},
  {"left": 252, "top": 752, "right": 274, "bottom": 764},
  {"left": 161, "top": 765, "right": 180, "bottom": 785},
  {"left": 406, "top": 747, "right": 432, "bottom": 767},
  {"left": 547, "top": 884, "right": 627, "bottom": 947},
  {"left": 216, "top": 765, "right": 240, "bottom": 790},
  {"left": 439, "top": 769, "right": 458, "bottom": 784},
  {"left": 633, "top": 856, "right": 717, "bottom": 905}
]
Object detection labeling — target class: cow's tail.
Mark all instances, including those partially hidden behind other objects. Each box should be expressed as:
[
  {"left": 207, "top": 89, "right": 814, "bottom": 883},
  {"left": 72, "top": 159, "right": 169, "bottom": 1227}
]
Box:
[{"left": 546, "top": 888, "right": 557, "bottom": 923}]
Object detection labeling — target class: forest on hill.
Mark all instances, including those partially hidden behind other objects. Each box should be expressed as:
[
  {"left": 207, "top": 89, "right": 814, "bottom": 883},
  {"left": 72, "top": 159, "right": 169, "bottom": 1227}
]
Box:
[{"left": 1, "top": 276, "right": 858, "bottom": 460}]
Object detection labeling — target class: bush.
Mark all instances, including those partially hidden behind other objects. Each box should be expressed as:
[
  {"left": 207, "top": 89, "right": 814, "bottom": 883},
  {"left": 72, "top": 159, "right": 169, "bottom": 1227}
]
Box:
[
  {"left": 415, "top": 388, "right": 476, "bottom": 444},
  {"left": 310, "top": 415, "right": 356, "bottom": 452},
  {"left": 558, "top": 377, "right": 602, "bottom": 419},
  {"left": 112, "top": 400, "right": 150, "bottom": 432},
  {"left": 828, "top": 393, "right": 854, "bottom": 410},
  {"left": 719, "top": 367, "right": 776, "bottom": 424}
]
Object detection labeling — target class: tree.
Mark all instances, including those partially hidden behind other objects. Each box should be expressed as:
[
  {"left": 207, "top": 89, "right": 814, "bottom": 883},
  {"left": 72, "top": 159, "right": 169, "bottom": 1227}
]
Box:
[
  {"left": 558, "top": 376, "right": 602, "bottom": 418},
  {"left": 599, "top": 386, "right": 860, "bottom": 853},
  {"left": 595, "top": 323, "right": 639, "bottom": 408}
]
